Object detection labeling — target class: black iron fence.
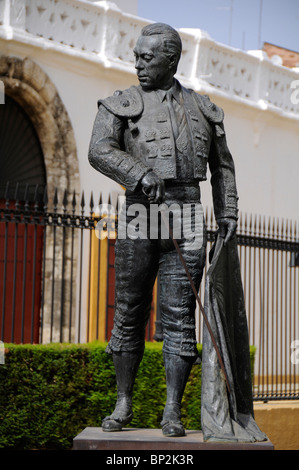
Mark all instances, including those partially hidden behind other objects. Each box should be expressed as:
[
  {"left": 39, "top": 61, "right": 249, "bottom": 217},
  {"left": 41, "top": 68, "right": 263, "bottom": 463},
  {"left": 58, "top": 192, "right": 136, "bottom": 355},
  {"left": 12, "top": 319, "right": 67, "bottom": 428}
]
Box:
[
  {"left": 0, "top": 182, "right": 95, "bottom": 345},
  {"left": 0, "top": 182, "right": 298, "bottom": 401}
]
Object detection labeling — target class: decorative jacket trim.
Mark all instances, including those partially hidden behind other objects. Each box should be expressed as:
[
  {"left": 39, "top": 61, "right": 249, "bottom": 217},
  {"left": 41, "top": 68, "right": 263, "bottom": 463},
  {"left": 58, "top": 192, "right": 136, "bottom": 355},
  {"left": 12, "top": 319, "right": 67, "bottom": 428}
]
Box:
[
  {"left": 98, "top": 86, "right": 143, "bottom": 118},
  {"left": 98, "top": 84, "right": 225, "bottom": 126}
]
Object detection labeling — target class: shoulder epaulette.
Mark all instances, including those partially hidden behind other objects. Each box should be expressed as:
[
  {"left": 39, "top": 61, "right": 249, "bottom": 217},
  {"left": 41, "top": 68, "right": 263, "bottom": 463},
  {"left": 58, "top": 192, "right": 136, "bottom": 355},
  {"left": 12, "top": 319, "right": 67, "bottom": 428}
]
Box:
[
  {"left": 192, "top": 91, "right": 225, "bottom": 136},
  {"left": 98, "top": 86, "right": 143, "bottom": 118},
  {"left": 193, "top": 92, "right": 224, "bottom": 124}
]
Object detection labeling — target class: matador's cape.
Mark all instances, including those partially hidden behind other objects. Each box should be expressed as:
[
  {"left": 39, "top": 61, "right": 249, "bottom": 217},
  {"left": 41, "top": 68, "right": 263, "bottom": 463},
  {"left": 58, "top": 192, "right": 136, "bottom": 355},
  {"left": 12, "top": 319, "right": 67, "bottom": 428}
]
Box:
[{"left": 201, "top": 235, "right": 267, "bottom": 442}]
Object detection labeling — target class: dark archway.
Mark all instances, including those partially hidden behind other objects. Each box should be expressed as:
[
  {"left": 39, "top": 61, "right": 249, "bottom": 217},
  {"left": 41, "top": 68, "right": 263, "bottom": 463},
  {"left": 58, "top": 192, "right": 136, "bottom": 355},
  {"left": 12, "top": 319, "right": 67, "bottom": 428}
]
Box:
[
  {"left": 0, "top": 94, "right": 46, "bottom": 343},
  {"left": 0, "top": 56, "right": 80, "bottom": 343},
  {"left": 0, "top": 94, "right": 46, "bottom": 194}
]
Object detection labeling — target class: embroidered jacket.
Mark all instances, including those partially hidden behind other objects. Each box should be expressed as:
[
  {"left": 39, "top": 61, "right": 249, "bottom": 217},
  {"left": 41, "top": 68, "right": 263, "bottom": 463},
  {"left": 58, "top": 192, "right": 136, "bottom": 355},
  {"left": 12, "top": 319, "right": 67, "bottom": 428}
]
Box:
[{"left": 88, "top": 80, "right": 238, "bottom": 221}]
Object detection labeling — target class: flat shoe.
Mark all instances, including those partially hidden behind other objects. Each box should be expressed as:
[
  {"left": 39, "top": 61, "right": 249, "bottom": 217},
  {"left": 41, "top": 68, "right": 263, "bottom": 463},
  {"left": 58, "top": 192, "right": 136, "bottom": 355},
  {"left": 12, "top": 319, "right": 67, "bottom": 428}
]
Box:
[
  {"left": 162, "top": 421, "right": 185, "bottom": 437},
  {"left": 102, "top": 413, "right": 133, "bottom": 432}
]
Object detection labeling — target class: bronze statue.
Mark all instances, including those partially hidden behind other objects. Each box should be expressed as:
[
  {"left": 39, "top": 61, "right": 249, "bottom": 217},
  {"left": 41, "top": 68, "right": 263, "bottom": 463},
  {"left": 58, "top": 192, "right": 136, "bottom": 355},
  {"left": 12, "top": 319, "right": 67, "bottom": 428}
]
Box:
[{"left": 88, "top": 23, "right": 266, "bottom": 442}]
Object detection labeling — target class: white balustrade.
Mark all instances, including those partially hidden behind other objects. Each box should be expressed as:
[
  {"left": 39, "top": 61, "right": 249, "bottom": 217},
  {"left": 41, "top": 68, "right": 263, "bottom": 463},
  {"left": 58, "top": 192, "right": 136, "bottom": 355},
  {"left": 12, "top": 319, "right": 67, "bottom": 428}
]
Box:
[
  {"left": 25, "top": 0, "right": 106, "bottom": 53},
  {"left": 1, "top": 0, "right": 298, "bottom": 118}
]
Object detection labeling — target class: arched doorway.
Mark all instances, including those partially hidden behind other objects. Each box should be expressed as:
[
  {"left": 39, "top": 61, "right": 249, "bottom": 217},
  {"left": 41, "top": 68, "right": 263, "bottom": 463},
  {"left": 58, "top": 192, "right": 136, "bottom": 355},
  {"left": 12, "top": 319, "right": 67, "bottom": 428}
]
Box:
[
  {"left": 0, "top": 94, "right": 46, "bottom": 343},
  {"left": 0, "top": 56, "right": 80, "bottom": 343},
  {"left": 0, "top": 94, "right": 46, "bottom": 191}
]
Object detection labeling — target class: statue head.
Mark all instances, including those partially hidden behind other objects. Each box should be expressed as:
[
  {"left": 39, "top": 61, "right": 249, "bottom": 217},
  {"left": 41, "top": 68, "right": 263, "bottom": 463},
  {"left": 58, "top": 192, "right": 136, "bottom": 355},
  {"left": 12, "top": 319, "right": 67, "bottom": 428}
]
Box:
[{"left": 134, "top": 23, "right": 182, "bottom": 91}]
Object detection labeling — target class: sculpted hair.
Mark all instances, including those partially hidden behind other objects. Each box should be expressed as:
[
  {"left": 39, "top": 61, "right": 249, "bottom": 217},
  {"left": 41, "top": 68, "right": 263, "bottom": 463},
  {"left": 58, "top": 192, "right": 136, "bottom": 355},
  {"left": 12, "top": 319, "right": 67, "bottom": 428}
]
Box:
[{"left": 141, "top": 23, "right": 182, "bottom": 72}]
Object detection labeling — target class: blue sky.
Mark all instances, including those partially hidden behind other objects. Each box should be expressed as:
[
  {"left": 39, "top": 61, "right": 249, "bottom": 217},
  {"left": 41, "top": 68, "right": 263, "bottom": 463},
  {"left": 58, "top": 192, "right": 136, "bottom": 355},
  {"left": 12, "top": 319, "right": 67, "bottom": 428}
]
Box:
[{"left": 138, "top": 0, "right": 299, "bottom": 53}]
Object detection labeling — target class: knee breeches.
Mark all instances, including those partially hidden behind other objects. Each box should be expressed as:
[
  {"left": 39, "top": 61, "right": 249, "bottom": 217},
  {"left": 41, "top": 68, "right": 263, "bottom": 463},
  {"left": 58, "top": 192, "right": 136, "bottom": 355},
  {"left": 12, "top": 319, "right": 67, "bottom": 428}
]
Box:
[{"left": 107, "top": 189, "right": 207, "bottom": 357}]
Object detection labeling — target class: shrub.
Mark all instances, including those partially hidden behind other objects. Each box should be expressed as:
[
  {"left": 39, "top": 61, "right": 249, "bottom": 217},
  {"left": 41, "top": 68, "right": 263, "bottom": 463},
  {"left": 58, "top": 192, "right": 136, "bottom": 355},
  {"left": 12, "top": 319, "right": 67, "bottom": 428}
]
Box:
[{"left": 0, "top": 342, "right": 255, "bottom": 449}]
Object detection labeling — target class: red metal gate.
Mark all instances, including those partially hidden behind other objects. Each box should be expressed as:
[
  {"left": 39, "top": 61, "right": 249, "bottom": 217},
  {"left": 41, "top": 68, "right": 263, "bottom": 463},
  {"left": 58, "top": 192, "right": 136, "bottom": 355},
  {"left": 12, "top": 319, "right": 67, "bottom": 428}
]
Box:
[{"left": 0, "top": 201, "right": 44, "bottom": 343}]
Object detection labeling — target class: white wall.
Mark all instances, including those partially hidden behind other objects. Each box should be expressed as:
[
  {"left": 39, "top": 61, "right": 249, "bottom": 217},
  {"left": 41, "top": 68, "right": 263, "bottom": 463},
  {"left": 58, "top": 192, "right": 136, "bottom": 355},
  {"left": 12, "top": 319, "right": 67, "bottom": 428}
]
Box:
[
  {"left": 107, "top": 0, "right": 138, "bottom": 15},
  {"left": 200, "top": 98, "right": 299, "bottom": 221}
]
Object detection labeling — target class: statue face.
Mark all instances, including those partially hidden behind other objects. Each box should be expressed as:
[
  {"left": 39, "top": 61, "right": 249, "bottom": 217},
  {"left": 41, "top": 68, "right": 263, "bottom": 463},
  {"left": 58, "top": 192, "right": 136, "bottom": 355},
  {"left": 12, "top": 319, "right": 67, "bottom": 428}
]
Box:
[{"left": 133, "top": 35, "right": 174, "bottom": 90}]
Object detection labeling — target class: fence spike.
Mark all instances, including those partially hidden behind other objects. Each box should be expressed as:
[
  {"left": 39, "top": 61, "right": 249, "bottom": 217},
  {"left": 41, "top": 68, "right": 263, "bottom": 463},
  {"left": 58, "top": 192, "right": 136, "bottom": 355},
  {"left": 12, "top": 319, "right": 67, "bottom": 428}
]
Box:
[
  {"left": 107, "top": 194, "right": 112, "bottom": 216},
  {"left": 63, "top": 189, "right": 68, "bottom": 212},
  {"left": 244, "top": 212, "right": 248, "bottom": 235},
  {"left": 14, "top": 182, "right": 19, "bottom": 198},
  {"left": 289, "top": 219, "right": 293, "bottom": 242},
  {"left": 258, "top": 214, "right": 261, "bottom": 237},
  {"left": 72, "top": 190, "right": 76, "bottom": 213},
  {"left": 53, "top": 187, "right": 58, "bottom": 212},
  {"left": 81, "top": 191, "right": 85, "bottom": 215},
  {"left": 239, "top": 212, "right": 243, "bottom": 235},
  {"left": 4, "top": 182, "right": 10, "bottom": 211},
  {"left": 267, "top": 216, "right": 271, "bottom": 239},
  {"left": 280, "top": 218, "right": 284, "bottom": 240},
  {"left": 14, "top": 182, "right": 20, "bottom": 211},
  {"left": 43, "top": 186, "right": 48, "bottom": 211},
  {"left": 90, "top": 191, "right": 94, "bottom": 214},
  {"left": 263, "top": 215, "right": 267, "bottom": 238},
  {"left": 272, "top": 217, "right": 276, "bottom": 238},
  {"left": 23, "top": 184, "right": 29, "bottom": 211},
  {"left": 253, "top": 214, "right": 257, "bottom": 237},
  {"left": 97, "top": 193, "right": 102, "bottom": 218},
  {"left": 23, "top": 183, "right": 28, "bottom": 199},
  {"left": 275, "top": 217, "right": 280, "bottom": 240},
  {"left": 14, "top": 181, "right": 19, "bottom": 198},
  {"left": 260, "top": 215, "right": 263, "bottom": 237},
  {"left": 34, "top": 184, "right": 39, "bottom": 211}
]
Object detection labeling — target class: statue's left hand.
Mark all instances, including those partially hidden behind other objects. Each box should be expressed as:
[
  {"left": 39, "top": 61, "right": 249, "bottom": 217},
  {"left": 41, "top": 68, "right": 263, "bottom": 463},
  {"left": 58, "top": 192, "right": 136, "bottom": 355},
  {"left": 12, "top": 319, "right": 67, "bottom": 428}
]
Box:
[{"left": 217, "top": 217, "right": 237, "bottom": 245}]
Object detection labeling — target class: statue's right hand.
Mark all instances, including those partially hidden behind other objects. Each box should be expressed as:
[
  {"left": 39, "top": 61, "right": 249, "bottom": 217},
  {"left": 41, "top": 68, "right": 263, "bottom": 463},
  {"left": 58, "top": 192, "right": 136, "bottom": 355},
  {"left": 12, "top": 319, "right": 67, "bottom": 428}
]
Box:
[{"left": 141, "top": 171, "right": 165, "bottom": 204}]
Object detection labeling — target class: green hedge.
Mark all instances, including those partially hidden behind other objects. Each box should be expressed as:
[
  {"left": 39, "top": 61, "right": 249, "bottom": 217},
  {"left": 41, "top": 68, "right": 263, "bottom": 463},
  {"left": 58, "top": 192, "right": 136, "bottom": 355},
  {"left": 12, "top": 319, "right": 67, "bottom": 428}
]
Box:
[{"left": 0, "top": 342, "right": 255, "bottom": 450}]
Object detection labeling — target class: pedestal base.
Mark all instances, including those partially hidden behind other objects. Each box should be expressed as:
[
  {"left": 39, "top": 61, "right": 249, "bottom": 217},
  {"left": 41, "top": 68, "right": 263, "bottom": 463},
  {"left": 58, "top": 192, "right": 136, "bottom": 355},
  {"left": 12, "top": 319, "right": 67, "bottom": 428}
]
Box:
[{"left": 73, "top": 427, "right": 274, "bottom": 451}]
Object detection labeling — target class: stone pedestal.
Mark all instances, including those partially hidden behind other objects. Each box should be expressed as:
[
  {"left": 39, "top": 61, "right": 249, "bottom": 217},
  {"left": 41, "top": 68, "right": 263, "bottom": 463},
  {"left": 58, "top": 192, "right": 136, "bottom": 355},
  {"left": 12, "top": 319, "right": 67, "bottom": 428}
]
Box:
[{"left": 73, "top": 427, "right": 274, "bottom": 451}]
